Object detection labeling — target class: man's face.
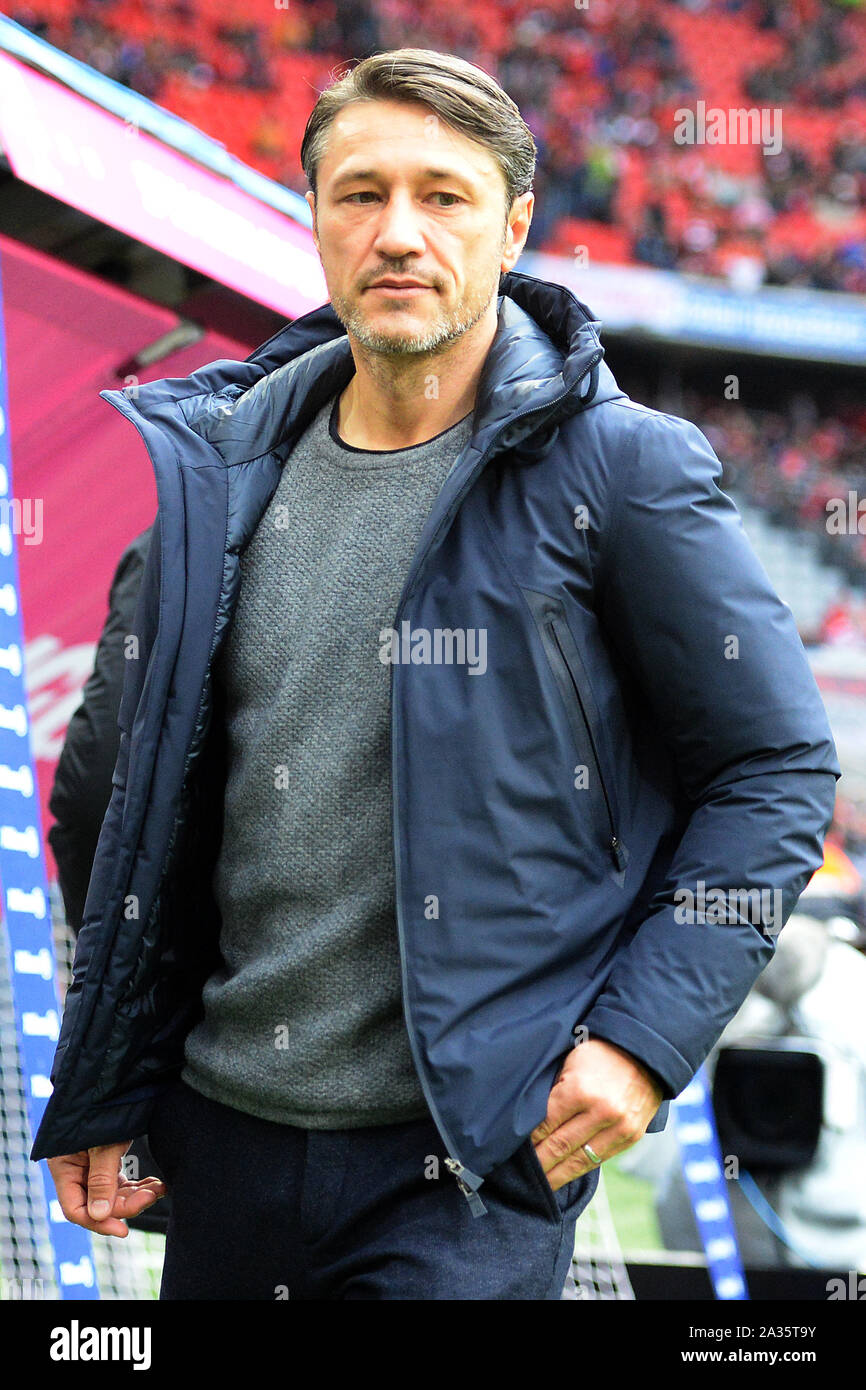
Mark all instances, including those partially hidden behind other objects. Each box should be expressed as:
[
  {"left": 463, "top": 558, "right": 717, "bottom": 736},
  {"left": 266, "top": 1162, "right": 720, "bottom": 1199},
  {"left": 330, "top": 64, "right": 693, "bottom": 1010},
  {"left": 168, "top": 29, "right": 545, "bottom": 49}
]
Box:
[{"left": 305, "top": 98, "right": 532, "bottom": 357}]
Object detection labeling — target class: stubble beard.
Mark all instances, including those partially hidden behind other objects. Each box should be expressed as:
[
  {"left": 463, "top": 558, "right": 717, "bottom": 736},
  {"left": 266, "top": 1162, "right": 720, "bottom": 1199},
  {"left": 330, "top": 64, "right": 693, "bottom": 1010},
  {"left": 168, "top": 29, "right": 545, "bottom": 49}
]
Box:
[{"left": 328, "top": 259, "right": 503, "bottom": 358}]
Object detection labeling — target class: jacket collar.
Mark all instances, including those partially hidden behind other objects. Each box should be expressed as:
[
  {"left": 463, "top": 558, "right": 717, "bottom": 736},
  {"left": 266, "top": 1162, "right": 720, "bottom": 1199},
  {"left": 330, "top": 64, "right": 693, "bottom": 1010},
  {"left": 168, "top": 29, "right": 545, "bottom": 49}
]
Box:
[{"left": 102, "top": 269, "right": 618, "bottom": 471}]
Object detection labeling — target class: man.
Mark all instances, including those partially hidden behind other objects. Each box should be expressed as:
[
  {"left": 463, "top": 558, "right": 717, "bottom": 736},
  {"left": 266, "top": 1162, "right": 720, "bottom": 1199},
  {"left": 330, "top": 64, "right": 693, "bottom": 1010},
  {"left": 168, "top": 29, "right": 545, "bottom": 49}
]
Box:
[{"left": 31, "top": 49, "right": 840, "bottom": 1300}]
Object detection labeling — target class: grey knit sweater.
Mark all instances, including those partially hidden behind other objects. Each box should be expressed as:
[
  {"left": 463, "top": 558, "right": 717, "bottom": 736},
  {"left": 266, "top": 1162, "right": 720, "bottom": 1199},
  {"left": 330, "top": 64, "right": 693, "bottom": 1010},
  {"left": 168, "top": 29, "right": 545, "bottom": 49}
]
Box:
[{"left": 181, "top": 389, "right": 475, "bottom": 1127}]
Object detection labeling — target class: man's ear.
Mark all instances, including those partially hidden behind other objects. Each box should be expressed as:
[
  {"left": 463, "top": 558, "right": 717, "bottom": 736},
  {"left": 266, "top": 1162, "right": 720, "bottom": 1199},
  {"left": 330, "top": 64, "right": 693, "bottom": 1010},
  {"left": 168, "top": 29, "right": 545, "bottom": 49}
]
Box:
[
  {"left": 501, "top": 190, "right": 534, "bottom": 274},
  {"left": 305, "top": 191, "right": 318, "bottom": 248}
]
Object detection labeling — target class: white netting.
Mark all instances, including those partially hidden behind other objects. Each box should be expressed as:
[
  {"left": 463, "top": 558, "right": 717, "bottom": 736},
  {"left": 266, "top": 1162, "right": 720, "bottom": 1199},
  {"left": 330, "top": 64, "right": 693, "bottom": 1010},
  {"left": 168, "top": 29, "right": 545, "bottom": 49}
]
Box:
[{"left": 561, "top": 1168, "right": 635, "bottom": 1299}]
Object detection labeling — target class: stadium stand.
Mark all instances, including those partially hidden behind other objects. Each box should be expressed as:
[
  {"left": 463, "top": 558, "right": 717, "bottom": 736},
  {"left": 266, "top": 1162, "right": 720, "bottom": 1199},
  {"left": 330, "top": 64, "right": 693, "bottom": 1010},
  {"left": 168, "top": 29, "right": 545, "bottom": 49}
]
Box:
[{"left": 8, "top": 0, "right": 866, "bottom": 288}]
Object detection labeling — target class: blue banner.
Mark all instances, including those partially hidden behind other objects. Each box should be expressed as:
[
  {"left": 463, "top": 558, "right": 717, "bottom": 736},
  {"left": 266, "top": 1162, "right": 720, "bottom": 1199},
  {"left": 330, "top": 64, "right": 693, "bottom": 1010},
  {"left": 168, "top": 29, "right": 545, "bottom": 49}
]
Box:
[
  {"left": 523, "top": 251, "right": 866, "bottom": 365},
  {"left": 673, "top": 1067, "right": 748, "bottom": 1300}
]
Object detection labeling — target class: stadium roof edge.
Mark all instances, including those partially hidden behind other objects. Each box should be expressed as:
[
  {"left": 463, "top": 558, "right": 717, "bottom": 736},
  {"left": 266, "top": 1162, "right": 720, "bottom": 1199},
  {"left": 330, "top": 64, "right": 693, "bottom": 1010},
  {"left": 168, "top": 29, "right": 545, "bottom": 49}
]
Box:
[
  {"left": 0, "top": 12, "right": 313, "bottom": 230},
  {"left": 521, "top": 252, "right": 866, "bottom": 366}
]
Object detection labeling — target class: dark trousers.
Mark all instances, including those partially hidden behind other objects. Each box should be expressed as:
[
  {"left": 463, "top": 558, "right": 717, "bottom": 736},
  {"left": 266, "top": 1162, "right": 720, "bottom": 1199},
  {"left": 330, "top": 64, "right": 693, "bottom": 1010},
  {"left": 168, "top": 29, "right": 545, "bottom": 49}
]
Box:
[{"left": 147, "top": 1077, "right": 600, "bottom": 1300}]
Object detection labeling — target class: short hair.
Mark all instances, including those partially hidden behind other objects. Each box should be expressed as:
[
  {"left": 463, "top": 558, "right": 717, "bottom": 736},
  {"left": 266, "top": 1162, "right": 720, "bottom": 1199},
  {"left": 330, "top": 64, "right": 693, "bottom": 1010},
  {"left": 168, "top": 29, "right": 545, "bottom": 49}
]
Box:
[{"left": 300, "top": 48, "right": 536, "bottom": 231}]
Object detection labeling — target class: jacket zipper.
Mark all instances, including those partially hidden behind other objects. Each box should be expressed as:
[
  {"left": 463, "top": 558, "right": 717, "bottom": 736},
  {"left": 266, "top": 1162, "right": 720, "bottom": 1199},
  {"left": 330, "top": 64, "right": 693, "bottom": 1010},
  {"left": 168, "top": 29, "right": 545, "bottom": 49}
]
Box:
[
  {"left": 390, "top": 650, "right": 487, "bottom": 1217},
  {"left": 547, "top": 618, "right": 627, "bottom": 874},
  {"left": 390, "top": 354, "right": 604, "bottom": 1215}
]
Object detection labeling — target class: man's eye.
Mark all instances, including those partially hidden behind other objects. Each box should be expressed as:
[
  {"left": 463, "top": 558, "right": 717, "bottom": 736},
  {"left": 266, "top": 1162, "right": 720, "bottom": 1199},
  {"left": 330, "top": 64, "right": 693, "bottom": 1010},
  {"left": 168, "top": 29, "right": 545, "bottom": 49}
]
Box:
[{"left": 343, "top": 192, "right": 462, "bottom": 206}]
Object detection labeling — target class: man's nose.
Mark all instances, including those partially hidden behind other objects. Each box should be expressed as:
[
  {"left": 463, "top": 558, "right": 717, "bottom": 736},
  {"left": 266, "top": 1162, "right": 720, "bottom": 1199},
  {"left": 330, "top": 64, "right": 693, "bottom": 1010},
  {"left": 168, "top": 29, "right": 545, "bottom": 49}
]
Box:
[{"left": 372, "top": 192, "right": 427, "bottom": 259}]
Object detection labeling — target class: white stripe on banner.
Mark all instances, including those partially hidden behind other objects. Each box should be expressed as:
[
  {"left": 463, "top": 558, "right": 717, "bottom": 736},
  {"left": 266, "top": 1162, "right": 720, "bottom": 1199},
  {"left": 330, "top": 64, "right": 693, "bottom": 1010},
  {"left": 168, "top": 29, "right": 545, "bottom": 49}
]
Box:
[{"left": 0, "top": 255, "right": 99, "bottom": 1298}]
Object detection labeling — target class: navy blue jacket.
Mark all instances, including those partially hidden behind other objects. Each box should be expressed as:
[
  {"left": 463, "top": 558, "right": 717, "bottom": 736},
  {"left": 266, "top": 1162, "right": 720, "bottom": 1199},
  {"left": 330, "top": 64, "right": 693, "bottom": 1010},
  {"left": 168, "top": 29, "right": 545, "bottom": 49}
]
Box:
[{"left": 31, "top": 270, "right": 841, "bottom": 1213}]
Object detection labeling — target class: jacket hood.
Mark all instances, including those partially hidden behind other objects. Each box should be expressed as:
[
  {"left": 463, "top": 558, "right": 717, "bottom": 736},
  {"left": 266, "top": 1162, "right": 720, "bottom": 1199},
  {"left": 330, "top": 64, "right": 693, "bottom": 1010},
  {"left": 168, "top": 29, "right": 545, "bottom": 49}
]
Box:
[{"left": 101, "top": 269, "right": 624, "bottom": 473}]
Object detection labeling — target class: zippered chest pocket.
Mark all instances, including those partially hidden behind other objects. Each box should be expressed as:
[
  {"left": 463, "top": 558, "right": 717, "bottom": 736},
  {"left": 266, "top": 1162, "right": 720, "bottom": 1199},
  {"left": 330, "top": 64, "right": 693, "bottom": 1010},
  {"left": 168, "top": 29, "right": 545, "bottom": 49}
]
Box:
[{"left": 521, "top": 587, "right": 629, "bottom": 887}]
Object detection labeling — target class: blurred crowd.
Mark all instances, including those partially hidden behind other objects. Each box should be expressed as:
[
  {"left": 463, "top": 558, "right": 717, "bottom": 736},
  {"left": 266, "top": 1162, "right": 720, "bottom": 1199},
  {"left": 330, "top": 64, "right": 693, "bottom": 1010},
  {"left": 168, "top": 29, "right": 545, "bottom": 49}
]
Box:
[
  {"left": 689, "top": 386, "right": 866, "bottom": 594},
  {"left": 9, "top": 0, "right": 866, "bottom": 291}
]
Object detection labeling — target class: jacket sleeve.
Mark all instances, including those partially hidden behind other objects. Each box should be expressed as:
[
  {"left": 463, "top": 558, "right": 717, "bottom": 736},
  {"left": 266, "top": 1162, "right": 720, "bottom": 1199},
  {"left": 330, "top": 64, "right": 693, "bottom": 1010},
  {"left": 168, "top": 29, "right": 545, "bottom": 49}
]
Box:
[
  {"left": 45, "top": 517, "right": 161, "bottom": 1090},
  {"left": 580, "top": 409, "right": 841, "bottom": 1100},
  {"left": 47, "top": 526, "right": 153, "bottom": 934}
]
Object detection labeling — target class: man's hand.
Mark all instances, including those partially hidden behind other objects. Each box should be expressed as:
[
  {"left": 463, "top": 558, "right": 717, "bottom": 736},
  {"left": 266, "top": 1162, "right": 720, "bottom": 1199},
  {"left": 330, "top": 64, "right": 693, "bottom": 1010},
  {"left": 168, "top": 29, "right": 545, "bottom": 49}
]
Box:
[
  {"left": 47, "top": 1142, "right": 167, "bottom": 1238},
  {"left": 531, "top": 1038, "right": 664, "bottom": 1192}
]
